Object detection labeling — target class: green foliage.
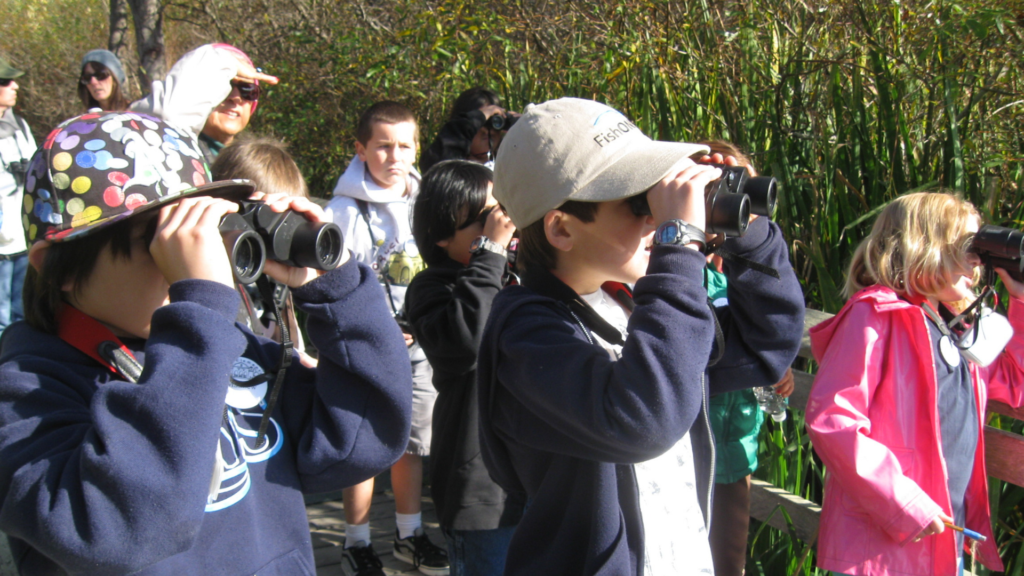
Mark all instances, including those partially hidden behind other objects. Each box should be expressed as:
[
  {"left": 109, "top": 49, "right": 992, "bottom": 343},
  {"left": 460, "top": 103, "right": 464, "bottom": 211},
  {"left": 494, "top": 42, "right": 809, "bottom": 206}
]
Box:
[{"left": 0, "top": 0, "right": 111, "bottom": 135}]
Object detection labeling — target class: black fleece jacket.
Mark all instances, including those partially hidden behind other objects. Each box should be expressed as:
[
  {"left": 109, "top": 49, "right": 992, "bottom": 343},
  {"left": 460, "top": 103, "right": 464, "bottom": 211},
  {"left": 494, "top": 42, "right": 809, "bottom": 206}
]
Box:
[
  {"left": 477, "top": 218, "right": 805, "bottom": 576},
  {"left": 405, "top": 251, "right": 525, "bottom": 531}
]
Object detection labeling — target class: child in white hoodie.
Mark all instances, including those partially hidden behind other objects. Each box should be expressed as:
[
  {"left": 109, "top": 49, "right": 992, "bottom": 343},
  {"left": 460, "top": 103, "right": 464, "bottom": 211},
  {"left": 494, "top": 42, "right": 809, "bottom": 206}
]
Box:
[{"left": 326, "top": 101, "right": 449, "bottom": 576}]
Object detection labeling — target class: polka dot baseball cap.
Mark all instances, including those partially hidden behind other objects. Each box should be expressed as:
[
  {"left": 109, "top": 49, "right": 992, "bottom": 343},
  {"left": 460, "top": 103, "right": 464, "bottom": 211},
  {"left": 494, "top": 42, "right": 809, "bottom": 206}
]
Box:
[{"left": 23, "top": 111, "right": 254, "bottom": 244}]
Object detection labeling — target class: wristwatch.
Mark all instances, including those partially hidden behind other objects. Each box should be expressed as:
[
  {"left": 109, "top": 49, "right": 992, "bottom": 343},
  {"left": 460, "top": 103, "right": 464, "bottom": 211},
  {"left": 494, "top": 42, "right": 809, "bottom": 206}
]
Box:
[
  {"left": 470, "top": 236, "right": 507, "bottom": 258},
  {"left": 653, "top": 219, "right": 706, "bottom": 251}
]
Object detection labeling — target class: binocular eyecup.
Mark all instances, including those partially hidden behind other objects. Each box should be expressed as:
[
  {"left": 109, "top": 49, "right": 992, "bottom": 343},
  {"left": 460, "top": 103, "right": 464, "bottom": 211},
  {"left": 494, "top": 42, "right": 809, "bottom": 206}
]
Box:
[
  {"left": 487, "top": 113, "right": 518, "bottom": 132},
  {"left": 218, "top": 200, "right": 345, "bottom": 285}
]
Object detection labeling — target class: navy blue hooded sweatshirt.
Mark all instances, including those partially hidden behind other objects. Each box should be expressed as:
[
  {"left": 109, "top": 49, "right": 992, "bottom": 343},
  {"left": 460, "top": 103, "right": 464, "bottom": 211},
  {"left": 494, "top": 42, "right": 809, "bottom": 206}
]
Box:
[
  {"left": 0, "top": 260, "right": 413, "bottom": 576},
  {"left": 477, "top": 218, "right": 805, "bottom": 576}
]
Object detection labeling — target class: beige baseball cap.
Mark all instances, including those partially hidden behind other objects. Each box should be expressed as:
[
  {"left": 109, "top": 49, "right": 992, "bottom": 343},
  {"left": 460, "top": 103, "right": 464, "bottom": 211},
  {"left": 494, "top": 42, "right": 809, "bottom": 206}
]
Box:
[{"left": 493, "top": 98, "right": 709, "bottom": 227}]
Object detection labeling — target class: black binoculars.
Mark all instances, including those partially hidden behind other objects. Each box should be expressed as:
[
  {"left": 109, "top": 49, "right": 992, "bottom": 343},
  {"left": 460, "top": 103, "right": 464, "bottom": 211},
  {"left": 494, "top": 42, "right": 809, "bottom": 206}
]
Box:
[
  {"left": 487, "top": 113, "right": 518, "bottom": 132},
  {"left": 219, "top": 200, "right": 345, "bottom": 284},
  {"left": 971, "top": 225, "right": 1024, "bottom": 282},
  {"left": 628, "top": 164, "right": 778, "bottom": 236}
]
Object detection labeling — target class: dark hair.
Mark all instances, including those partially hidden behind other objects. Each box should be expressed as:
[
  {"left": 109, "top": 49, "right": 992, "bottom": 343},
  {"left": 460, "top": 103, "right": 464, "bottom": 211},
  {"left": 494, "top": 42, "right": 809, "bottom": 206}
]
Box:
[
  {"left": 516, "top": 201, "right": 599, "bottom": 272},
  {"left": 413, "top": 160, "right": 494, "bottom": 266},
  {"left": 77, "top": 62, "right": 130, "bottom": 112},
  {"left": 450, "top": 87, "right": 501, "bottom": 118},
  {"left": 212, "top": 136, "right": 309, "bottom": 198},
  {"left": 356, "top": 101, "right": 419, "bottom": 145},
  {"left": 24, "top": 214, "right": 157, "bottom": 334}
]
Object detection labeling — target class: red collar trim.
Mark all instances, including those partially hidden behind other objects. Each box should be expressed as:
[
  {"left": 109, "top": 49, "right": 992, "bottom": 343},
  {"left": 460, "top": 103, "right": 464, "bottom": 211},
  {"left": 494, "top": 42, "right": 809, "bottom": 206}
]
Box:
[{"left": 56, "top": 305, "right": 136, "bottom": 374}]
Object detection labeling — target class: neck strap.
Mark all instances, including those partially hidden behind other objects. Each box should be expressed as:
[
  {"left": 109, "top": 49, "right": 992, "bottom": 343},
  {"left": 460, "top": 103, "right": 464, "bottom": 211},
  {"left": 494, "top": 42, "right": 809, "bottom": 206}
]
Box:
[{"left": 57, "top": 305, "right": 143, "bottom": 383}]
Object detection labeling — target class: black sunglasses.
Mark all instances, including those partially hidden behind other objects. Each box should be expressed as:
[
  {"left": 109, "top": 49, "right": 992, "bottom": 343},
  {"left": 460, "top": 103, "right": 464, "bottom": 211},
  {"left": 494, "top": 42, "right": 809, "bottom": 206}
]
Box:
[
  {"left": 458, "top": 205, "right": 496, "bottom": 230},
  {"left": 230, "top": 81, "right": 260, "bottom": 102},
  {"left": 80, "top": 70, "right": 111, "bottom": 84},
  {"left": 0, "top": 78, "right": 15, "bottom": 87}
]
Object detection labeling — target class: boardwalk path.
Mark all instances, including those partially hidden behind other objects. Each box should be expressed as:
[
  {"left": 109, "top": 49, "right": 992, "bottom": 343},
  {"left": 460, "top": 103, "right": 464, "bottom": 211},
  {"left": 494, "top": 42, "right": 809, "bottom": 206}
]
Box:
[{"left": 307, "top": 474, "right": 445, "bottom": 576}]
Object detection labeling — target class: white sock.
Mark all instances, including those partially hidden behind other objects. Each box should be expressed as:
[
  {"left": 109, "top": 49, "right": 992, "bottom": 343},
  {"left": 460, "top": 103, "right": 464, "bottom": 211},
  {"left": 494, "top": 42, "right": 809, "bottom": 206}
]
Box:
[
  {"left": 344, "top": 522, "right": 370, "bottom": 548},
  {"left": 396, "top": 512, "right": 421, "bottom": 540}
]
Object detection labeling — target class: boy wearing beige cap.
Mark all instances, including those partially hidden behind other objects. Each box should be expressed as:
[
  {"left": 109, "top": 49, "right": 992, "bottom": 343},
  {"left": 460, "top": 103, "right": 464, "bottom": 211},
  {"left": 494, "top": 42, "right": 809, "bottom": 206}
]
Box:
[{"left": 476, "top": 98, "right": 804, "bottom": 575}]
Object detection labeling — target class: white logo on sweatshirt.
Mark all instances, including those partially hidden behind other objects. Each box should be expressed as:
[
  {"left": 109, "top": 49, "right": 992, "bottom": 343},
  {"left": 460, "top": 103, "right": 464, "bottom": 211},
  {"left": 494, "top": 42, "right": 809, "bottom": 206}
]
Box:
[{"left": 205, "top": 357, "right": 284, "bottom": 512}]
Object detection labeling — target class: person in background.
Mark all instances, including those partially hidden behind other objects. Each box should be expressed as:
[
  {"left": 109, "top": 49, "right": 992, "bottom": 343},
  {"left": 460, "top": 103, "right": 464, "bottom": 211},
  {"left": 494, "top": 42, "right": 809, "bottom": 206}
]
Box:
[
  {"left": 130, "top": 43, "right": 277, "bottom": 165},
  {"left": 700, "top": 140, "right": 796, "bottom": 576},
  {"left": 197, "top": 44, "right": 263, "bottom": 162},
  {"left": 211, "top": 136, "right": 311, "bottom": 355},
  {"left": 405, "top": 160, "right": 523, "bottom": 576},
  {"left": 326, "top": 101, "right": 449, "bottom": 576},
  {"left": 78, "top": 49, "right": 130, "bottom": 111},
  {"left": 419, "top": 87, "right": 514, "bottom": 174},
  {"left": 0, "top": 57, "right": 35, "bottom": 335}
]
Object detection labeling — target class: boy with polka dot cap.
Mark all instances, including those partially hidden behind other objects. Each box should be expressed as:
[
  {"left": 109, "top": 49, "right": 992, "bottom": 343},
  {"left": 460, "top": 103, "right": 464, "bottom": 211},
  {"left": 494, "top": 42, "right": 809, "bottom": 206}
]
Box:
[{"left": 0, "top": 111, "right": 413, "bottom": 575}]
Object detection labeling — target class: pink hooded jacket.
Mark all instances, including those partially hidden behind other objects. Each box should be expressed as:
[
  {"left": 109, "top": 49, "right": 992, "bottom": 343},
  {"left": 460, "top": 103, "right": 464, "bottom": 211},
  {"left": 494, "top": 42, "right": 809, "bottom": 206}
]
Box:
[{"left": 807, "top": 285, "right": 1024, "bottom": 575}]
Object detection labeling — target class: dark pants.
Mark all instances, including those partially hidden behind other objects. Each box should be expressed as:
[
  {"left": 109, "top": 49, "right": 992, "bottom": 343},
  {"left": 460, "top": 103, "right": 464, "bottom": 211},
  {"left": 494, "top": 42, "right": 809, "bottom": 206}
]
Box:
[{"left": 442, "top": 526, "right": 515, "bottom": 576}]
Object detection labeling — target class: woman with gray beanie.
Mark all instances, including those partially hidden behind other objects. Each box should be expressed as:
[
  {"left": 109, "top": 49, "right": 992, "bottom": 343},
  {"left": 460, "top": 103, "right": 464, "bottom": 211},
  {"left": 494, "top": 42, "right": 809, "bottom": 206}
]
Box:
[{"left": 78, "top": 49, "right": 130, "bottom": 111}]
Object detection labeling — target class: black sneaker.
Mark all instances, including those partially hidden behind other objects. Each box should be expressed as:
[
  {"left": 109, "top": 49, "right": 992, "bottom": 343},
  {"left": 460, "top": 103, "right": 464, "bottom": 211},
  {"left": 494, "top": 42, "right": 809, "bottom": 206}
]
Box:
[
  {"left": 341, "top": 540, "right": 385, "bottom": 576},
  {"left": 393, "top": 527, "right": 450, "bottom": 576}
]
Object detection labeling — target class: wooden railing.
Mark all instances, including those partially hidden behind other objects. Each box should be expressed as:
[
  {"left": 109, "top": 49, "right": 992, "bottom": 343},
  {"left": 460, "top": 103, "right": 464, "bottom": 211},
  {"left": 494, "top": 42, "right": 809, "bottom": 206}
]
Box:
[{"left": 748, "top": 309, "right": 1024, "bottom": 543}]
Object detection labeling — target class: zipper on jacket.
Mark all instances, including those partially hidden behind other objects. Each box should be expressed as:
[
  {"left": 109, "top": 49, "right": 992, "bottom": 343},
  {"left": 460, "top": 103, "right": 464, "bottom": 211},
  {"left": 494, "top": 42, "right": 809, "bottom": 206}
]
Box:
[
  {"left": 701, "top": 371, "right": 715, "bottom": 532},
  {"left": 567, "top": 307, "right": 596, "bottom": 346}
]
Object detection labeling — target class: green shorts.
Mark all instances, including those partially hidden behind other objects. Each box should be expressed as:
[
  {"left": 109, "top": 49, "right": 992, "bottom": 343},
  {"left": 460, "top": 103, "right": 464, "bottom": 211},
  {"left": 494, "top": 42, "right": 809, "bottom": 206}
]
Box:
[{"left": 708, "top": 388, "right": 764, "bottom": 484}]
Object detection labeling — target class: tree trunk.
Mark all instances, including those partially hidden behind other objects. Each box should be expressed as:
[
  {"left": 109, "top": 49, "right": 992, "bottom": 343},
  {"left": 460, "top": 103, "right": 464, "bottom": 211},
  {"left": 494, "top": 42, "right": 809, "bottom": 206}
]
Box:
[
  {"left": 108, "top": 0, "right": 131, "bottom": 58},
  {"left": 128, "top": 0, "right": 166, "bottom": 86},
  {"left": 108, "top": 0, "right": 137, "bottom": 94}
]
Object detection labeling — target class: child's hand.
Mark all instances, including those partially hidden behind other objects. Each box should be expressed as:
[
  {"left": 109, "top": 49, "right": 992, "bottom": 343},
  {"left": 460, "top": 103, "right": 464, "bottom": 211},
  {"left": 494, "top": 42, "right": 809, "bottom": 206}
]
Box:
[
  {"left": 151, "top": 197, "right": 238, "bottom": 288},
  {"left": 483, "top": 205, "right": 516, "bottom": 248},
  {"left": 772, "top": 368, "right": 795, "bottom": 398},
  {"left": 646, "top": 160, "right": 720, "bottom": 243},
  {"left": 995, "top": 268, "right": 1024, "bottom": 301},
  {"left": 914, "top": 512, "right": 953, "bottom": 542},
  {"left": 253, "top": 192, "right": 349, "bottom": 288}
]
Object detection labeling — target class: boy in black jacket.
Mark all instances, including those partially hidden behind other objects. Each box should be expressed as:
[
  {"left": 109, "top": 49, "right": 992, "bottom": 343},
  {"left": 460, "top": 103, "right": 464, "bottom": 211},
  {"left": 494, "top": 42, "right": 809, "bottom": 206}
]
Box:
[
  {"left": 0, "top": 113, "right": 412, "bottom": 575},
  {"left": 405, "top": 160, "right": 523, "bottom": 576},
  {"left": 477, "top": 98, "right": 805, "bottom": 575}
]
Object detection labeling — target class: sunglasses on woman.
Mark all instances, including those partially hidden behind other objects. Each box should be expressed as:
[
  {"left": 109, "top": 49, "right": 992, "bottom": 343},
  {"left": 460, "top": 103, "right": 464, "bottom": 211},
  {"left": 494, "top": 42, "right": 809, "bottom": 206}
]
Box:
[
  {"left": 230, "top": 81, "right": 260, "bottom": 102},
  {"left": 0, "top": 79, "right": 13, "bottom": 87},
  {"left": 80, "top": 70, "right": 111, "bottom": 84}
]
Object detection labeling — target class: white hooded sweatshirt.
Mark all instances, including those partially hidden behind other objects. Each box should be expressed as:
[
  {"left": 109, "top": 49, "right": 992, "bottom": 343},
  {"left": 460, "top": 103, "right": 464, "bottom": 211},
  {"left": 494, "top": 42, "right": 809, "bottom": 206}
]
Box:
[{"left": 325, "top": 155, "right": 423, "bottom": 316}]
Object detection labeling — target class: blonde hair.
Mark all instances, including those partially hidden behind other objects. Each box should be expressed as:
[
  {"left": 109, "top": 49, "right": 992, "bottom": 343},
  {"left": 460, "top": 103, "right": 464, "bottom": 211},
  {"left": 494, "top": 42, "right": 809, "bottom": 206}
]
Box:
[
  {"left": 211, "top": 136, "right": 309, "bottom": 198},
  {"left": 845, "top": 192, "right": 979, "bottom": 299}
]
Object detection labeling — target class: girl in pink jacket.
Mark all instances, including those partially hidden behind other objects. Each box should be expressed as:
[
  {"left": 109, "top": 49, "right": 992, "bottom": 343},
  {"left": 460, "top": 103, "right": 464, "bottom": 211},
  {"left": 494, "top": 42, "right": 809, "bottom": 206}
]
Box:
[{"left": 807, "top": 192, "right": 1024, "bottom": 576}]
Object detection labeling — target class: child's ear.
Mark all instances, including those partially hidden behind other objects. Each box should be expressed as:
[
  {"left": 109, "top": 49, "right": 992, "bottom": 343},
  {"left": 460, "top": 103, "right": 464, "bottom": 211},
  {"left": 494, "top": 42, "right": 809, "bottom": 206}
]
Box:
[
  {"left": 355, "top": 140, "right": 367, "bottom": 162},
  {"left": 435, "top": 239, "right": 450, "bottom": 248},
  {"left": 27, "top": 241, "right": 50, "bottom": 274},
  {"left": 544, "top": 210, "right": 574, "bottom": 253}
]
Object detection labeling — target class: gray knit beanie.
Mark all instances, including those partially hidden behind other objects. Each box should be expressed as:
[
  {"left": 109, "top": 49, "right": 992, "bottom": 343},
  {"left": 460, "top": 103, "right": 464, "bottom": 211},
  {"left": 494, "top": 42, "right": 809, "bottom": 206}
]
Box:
[{"left": 81, "top": 49, "right": 126, "bottom": 86}]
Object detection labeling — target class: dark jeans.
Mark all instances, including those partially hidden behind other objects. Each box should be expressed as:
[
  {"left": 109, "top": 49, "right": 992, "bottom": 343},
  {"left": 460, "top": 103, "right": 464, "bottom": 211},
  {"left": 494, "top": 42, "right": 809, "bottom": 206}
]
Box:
[
  {"left": 442, "top": 526, "right": 515, "bottom": 576},
  {"left": 0, "top": 254, "right": 27, "bottom": 333}
]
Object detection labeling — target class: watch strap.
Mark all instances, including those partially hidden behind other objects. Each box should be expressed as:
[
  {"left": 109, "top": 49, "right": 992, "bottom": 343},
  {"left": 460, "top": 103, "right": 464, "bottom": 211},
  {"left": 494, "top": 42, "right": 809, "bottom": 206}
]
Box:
[
  {"left": 654, "top": 219, "right": 706, "bottom": 250},
  {"left": 471, "top": 236, "right": 507, "bottom": 258}
]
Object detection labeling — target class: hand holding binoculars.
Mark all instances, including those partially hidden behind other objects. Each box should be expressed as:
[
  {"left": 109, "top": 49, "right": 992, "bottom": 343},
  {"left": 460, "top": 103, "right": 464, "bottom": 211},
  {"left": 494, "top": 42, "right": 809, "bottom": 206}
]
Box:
[{"left": 629, "top": 164, "right": 778, "bottom": 237}]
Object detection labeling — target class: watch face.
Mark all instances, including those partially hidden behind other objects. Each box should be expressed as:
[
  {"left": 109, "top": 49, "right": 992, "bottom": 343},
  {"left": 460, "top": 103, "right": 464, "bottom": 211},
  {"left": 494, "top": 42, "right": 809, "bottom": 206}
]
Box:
[
  {"left": 470, "top": 237, "right": 484, "bottom": 251},
  {"left": 657, "top": 222, "right": 680, "bottom": 244}
]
